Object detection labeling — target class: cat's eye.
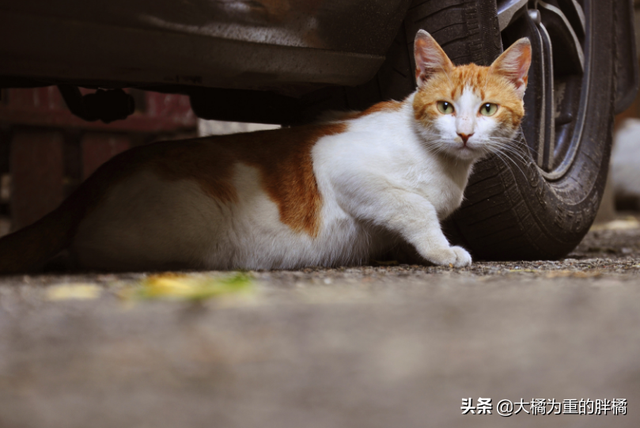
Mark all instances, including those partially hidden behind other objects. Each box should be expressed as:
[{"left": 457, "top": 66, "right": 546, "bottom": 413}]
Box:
[
  {"left": 437, "top": 101, "right": 455, "bottom": 115},
  {"left": 480, "top": 103, "right": 498, "bottom": 116}
]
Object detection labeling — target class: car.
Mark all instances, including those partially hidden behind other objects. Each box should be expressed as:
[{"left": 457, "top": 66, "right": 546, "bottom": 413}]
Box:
[{"left": 0, "top": 0, "right": 637, "bottom": 260}]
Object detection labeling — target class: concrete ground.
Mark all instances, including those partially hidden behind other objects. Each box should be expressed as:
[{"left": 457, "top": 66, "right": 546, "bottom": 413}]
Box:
[{"left": 1, "top": 219, "right": 640, "bottom": 428}]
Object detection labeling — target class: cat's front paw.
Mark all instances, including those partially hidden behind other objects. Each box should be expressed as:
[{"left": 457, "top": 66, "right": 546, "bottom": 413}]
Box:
[
  {"left": 428, "top": 246, "right": 472, "bottom": 267},
  {"left": 450, "top": 246, "right": 472, "bottom": 267}
]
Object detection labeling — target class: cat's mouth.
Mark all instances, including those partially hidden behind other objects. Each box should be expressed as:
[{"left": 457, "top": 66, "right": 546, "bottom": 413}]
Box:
[
  {"left": 447, "top": 141, "right": 485, "bottom": 160},
  {"left": 457, "top": 145, "right": 478, "bottom": 154}
]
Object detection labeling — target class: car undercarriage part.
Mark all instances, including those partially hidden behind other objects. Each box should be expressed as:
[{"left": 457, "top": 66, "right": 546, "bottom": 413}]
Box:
[
  {"left": 57, "top": 86, "right": 135, "bottom": 123},
  {"left": 0, "top": 0, "right": 411, "bottom": 94},
  {"left": 188, "top": 87, "right": 303, "bottom": 125}
]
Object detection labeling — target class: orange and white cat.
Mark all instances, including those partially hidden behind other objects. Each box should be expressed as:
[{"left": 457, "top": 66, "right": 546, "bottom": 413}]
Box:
[{"left": 0, "top": 31, "right": 531, "bottom": 273}]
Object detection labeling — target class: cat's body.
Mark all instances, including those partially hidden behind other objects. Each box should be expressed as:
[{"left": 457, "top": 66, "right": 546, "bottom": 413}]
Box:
[
  {"left": 0, "top": 31, "right": 531, "bottom": 273},
  {"left": 73, "top": 98, "right": 467, "bottom": 271}
]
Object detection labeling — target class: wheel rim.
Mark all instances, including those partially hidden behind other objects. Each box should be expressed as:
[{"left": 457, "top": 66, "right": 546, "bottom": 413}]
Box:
[{"left": 497, "top": 0, "right": 591, "bottom": 180}]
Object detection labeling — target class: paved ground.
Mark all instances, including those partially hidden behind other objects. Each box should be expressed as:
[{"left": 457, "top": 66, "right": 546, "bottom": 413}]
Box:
[{"left": 1, "top": 219, "right": 640, "bottom": 428}]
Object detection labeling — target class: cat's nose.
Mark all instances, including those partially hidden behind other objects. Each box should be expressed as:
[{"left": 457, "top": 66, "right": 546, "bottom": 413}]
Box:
[{"left": 458, "top": 133, "right": 473, "bottom": 145}]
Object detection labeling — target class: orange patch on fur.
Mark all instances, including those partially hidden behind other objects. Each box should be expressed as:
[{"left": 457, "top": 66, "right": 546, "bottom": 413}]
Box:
[
  {"left": 151, "top": 143, "right": 239, "bottom": 204},
  {"left": 146, "top": 123, "right": 347, "bottom": 237},
  {"left": 235, "top": 123, "right": 347, "bottom": 237}
]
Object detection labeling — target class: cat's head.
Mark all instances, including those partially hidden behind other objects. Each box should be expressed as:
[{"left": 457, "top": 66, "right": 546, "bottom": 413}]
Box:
[{"left": 412, "top": 30, "right": 531, "bottom": 161}]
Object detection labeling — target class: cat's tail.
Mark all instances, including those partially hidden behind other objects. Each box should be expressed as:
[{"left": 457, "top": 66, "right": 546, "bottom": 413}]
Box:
[{"left": 0, "top": 204, "right": 76, "bottom": 274}]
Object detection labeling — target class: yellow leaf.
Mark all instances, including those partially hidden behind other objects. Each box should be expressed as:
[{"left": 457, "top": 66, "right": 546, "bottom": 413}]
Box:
[
  {"left": 47, "top": 284, "right": 102, "bottom": 301},
  {"left": 125, "top": 272, "right": 254, "bottom": 302}
]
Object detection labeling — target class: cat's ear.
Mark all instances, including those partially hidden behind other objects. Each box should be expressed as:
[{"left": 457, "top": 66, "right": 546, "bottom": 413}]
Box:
[
  {"left": 490, "top": 38, "right": 532, "bottom": 98},
  {"left": 414, "top": 30, "right": 454, "bottom": 88}
]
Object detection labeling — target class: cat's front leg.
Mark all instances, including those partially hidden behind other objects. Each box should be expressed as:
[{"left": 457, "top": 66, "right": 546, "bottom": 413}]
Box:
[
  {"left": 398, "top": 200, "right": 472, "bottom": 267},
  {"left": 340, "top": 187, "right": 472, "bottom": 267}
]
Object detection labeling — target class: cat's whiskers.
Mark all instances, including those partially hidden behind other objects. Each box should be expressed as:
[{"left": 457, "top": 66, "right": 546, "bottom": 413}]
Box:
[
  {"left": 489, "top": 146, "right": 530, "bottom": 180},
  {"left": 491, "top": 151, "right": 528, "bottom": 180},
  {"left": 497, "top": 146, "right": 530, "bottom": 165},
  {"left": 487, "top": 138, "right": 534, "bottom": 165}
]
